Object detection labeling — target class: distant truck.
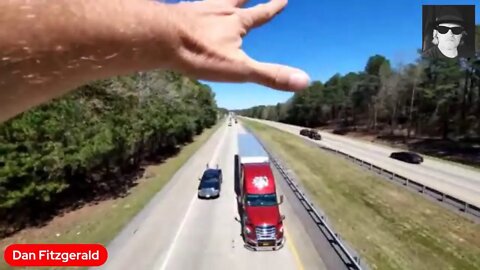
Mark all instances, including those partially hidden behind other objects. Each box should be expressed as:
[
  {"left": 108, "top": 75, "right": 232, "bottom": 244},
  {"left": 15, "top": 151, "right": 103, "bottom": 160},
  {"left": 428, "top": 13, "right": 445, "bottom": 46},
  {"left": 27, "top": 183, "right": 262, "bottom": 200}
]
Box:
[{"left": 235, "top": 133, "right": 285, "bottom": 251}]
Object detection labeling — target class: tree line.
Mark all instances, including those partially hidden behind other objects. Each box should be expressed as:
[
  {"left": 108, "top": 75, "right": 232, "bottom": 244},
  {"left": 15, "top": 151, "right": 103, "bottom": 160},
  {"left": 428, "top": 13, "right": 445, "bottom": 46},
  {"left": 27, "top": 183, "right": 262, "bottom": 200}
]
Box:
[
  {"left": 0, "top": 70, "right": 219, "bottom": 237},
  {"left": 236, "top": 26, "right": 480, "bottom": 143}
]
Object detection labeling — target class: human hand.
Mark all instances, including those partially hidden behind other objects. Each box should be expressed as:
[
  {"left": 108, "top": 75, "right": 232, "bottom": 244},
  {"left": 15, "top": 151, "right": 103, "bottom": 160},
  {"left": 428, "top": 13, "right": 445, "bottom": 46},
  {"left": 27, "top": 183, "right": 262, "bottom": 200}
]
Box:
[
  {"left": 169, "top": 0, "right": 310, "bottom": 91},
  {"left": 0, "top": 0, "right": 310, "bottom": 122}
]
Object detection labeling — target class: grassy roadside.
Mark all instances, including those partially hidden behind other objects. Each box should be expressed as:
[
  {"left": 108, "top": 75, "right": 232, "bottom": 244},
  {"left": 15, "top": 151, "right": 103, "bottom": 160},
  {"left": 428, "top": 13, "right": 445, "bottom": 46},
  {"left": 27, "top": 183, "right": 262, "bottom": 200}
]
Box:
[
  {"left": 0, "top": 120, "right": 223, "bottom": 270},
  {"left": 243, "top": 119, "right": 480, "bottom": 270}
]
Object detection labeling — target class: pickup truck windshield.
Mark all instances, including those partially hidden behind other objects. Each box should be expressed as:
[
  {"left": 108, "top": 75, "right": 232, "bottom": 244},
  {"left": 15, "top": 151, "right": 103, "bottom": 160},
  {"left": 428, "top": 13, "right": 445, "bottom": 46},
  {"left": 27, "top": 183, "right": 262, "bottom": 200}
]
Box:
[{"left": 246, "top": 193, "right": 277, "bottom": 206}]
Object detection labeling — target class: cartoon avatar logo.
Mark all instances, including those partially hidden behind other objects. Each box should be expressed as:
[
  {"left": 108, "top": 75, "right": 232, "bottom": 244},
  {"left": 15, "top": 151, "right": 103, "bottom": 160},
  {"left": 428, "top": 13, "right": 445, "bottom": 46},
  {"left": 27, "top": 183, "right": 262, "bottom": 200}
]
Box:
[{"left": 252, "top": 176, "right": 269, "bottom": 189}]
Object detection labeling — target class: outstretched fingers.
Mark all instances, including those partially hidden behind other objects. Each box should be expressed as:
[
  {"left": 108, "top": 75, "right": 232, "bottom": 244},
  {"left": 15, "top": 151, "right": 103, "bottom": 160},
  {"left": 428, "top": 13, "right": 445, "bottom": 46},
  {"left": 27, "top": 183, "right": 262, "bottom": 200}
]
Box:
[
  {"left": 210, "top": 0, "right": 249, "bottom": 7},
  {"left": 247, "top": 58, "right": 310, "bottom": 91},
  {"left": 240, "top": 0, "right": 287, "bottom": 29}
]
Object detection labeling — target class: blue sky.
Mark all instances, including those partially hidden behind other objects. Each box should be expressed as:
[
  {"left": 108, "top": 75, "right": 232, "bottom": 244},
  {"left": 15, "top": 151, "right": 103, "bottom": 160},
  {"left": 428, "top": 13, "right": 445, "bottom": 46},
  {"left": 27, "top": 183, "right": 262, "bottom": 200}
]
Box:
[{"left": 168, "top": 0, "right": 480, "bottom": 110}]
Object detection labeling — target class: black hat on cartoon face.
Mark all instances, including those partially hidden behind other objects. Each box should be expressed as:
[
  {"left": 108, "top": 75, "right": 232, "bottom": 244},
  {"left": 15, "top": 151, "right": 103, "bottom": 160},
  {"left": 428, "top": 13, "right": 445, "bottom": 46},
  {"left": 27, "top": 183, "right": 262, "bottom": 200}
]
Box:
[{"left": 435, "top": 8, "right": 465, "bottom": 27}]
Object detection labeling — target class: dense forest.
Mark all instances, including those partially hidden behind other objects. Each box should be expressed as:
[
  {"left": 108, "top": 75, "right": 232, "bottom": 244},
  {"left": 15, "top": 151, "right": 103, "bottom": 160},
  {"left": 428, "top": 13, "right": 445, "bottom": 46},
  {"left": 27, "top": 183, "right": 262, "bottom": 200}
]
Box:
[
  {"left": 236, "top": 26, "right": 480, "bottom": 166},
  {"left": 0, "top": 70, "right": 219, "bottom": 237}
]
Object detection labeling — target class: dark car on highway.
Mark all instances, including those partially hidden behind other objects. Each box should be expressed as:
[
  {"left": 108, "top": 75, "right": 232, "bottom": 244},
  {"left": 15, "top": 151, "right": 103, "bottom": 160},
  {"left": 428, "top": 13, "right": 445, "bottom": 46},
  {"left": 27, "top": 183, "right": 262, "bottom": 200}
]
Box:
[
  {"left": 299, "top": 128, "right": 310, "bottom": 136},
  {"left": 198, "top": 167, "right": 223, "bottom": 199},
  {"left": 308, "top": 130, "right": 322, "bottom": 140},
  {"left": 299, "top": 128, "right": 321, "bottom": 140},
  {"left": 389, "top": 151, "right": 424, "bottom": 164}
]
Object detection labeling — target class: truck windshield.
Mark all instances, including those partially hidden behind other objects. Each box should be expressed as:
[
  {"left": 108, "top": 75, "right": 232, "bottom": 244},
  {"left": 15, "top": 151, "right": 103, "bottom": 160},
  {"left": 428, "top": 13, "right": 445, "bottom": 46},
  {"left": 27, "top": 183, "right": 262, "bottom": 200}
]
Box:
[{"left": 246, "top": 193, "right": 277, "bottom": 206}]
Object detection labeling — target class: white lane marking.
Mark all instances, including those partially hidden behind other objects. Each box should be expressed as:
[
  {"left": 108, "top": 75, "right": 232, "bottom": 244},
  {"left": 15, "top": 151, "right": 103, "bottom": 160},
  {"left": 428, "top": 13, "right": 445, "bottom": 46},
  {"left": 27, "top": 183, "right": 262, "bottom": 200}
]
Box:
[{"left": 156, "top": 126, "right": 229, "bottom": 270}]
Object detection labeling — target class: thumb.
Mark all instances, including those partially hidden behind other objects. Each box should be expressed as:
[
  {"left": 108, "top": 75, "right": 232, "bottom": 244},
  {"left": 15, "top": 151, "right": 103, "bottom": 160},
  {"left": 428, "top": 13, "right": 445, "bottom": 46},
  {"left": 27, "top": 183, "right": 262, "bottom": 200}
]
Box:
[{"left": 248, "top": 60, "right": 310, "bottom": 91}]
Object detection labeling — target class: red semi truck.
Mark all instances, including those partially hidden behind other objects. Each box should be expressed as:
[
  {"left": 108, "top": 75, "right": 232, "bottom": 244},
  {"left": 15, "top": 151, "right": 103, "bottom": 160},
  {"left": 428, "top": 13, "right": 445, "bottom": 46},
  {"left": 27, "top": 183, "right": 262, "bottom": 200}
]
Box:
[{"left": 235, "top": 133, "right": 285, "bottom": 251}]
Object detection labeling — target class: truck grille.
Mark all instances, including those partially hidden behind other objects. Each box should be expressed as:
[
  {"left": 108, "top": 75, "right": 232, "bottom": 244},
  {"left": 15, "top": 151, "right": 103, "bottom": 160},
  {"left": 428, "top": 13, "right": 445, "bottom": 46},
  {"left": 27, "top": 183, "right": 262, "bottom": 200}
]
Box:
[{"left": 255, "top": 225, "right": 276, "bottom": 240}]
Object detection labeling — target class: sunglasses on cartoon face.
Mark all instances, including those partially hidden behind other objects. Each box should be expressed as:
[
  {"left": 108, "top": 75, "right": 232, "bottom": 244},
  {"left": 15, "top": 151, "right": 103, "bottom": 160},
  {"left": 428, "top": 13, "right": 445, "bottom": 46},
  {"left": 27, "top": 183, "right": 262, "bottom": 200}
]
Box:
[{"left": 435, "top": 26, "right": 464, "bottom": 35}]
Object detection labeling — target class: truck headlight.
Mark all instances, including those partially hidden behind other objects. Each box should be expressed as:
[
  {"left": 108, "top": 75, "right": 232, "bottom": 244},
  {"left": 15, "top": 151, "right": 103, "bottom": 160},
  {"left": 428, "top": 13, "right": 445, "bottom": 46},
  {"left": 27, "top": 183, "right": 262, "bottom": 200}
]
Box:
[
  {"left": 278, "top": 226, "right": 284, "bottom": 233},
  {"left": 245, "top": 226, "right": 252, "bottom": 234}
]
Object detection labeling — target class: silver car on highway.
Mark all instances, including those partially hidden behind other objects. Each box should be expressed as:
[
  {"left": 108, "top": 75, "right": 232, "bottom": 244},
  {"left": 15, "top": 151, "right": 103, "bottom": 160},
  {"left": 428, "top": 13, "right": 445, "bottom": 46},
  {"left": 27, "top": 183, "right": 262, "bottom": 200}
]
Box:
[{"left": 197, "top": 167, "right": 223, "bottom": 199}]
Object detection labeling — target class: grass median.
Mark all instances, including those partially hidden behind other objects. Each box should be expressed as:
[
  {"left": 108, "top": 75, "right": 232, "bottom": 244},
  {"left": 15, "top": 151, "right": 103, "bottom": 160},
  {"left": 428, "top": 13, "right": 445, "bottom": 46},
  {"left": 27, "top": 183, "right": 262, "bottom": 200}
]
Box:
[
  {"left": 242, "top": 119, "right": 480, "bottom": 270},
  {"left": 0, "top": 120, "right": 223, "bottom": 270}
]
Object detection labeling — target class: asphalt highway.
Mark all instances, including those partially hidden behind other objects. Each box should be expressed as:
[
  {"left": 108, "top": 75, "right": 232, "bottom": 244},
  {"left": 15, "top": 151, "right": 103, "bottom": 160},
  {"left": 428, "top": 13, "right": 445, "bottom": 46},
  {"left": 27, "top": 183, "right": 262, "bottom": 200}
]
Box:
[
  {"left": 245, "top": 118, "right": 480, "bottom": 208},
  {"left": 95, "top": 121, "right": 344, "bottom": 270}
]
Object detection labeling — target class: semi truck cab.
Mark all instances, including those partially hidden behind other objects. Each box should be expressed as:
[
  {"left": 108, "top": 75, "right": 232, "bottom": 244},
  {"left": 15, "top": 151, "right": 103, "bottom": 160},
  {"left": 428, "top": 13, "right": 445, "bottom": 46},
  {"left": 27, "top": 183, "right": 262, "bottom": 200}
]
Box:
[{"left": 235, "top": 134, "right": 285, "bottom": 251}]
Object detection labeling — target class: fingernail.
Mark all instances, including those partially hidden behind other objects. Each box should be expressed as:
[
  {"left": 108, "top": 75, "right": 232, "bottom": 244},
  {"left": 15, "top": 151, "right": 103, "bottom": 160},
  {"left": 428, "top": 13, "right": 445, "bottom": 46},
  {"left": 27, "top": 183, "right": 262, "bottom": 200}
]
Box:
[{"left": 288, "top": 72, "right": 310, "bottom": 90}]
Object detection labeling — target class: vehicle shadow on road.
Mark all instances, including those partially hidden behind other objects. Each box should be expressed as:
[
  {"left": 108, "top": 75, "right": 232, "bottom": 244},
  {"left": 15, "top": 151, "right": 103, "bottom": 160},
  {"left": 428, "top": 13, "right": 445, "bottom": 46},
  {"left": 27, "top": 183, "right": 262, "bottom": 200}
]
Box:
[{"left": 234, "top": 154, "right": 245, "bottom": 240}]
